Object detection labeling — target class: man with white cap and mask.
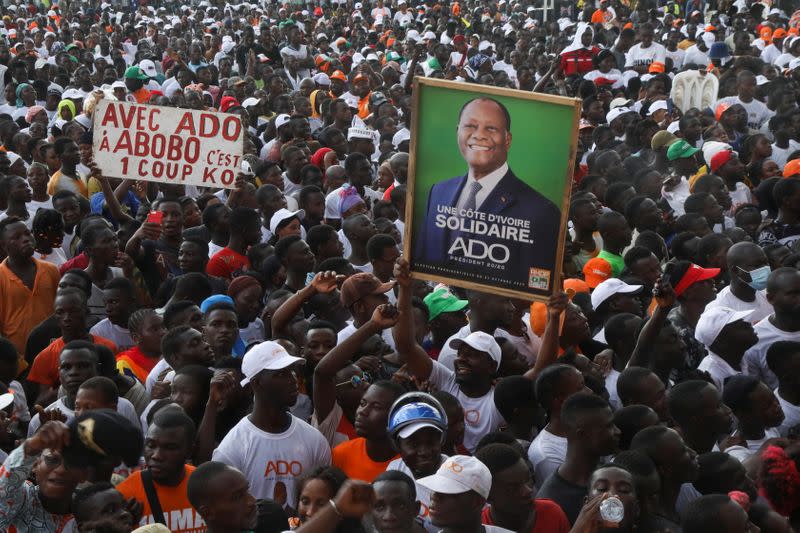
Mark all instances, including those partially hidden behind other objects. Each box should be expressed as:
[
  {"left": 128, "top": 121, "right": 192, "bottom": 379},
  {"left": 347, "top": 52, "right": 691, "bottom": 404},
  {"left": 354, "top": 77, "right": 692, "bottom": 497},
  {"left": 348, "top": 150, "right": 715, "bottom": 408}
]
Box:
[
  {"left": 418, "top": 455, "right": 512, "bottom": 533},
  {"left": 212, "top": 340, "right": 331, "bottom": 508},
  {"left": 695, "top": 306, "right": 757, "bottom": 390}
]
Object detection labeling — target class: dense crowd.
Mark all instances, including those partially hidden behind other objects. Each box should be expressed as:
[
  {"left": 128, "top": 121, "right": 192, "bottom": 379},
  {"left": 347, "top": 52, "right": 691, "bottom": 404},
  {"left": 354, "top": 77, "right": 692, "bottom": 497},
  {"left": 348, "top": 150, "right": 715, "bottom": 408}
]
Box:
[{"left": 2, "top": 0, "right": 800, "bottom": 532}]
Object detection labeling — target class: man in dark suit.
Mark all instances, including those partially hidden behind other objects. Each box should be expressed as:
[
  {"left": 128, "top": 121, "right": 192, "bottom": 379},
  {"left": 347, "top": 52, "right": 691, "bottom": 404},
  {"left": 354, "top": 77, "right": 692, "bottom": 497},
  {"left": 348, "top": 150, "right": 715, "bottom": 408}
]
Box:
[{"left": 415, "top": 97, "right": 561, "bottom": 292}]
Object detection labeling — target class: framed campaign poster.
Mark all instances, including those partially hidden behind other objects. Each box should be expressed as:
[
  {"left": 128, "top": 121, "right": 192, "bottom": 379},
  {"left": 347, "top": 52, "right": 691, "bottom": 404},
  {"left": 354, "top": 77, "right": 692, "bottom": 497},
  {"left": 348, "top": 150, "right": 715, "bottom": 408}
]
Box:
[{"left": 404, "top": 78, "right": 580, "bottom": 302}]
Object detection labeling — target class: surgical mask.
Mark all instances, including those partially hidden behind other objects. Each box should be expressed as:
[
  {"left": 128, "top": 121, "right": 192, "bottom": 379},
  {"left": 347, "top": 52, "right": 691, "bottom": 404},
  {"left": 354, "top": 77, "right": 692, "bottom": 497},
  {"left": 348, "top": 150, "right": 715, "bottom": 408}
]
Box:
[{"left": 739, "top": 265, "right": 771, "bottom": 291}]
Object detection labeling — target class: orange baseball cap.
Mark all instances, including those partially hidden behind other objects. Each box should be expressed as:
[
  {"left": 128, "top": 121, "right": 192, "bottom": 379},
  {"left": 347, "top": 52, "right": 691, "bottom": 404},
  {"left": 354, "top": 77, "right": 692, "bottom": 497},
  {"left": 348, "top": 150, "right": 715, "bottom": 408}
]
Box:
[
  {"left": 784, "top": 159, "right": 800, "bottom": 178},
  {"left": 564, "top": 278, "right": 591, "bottom": 294},
  {"left": 715, "top": 101, "right": 732, "bottom": 121},
  {"left": 760, "top": 27, "right": 773, "bottom": 42},
  {"left": 649, "top": 61, "right": 665, "bottom": 73},
  {"left": 329, "top": 70, "right": 346, "bottom": 81},
  {"left": 773, "top": 28, "right": 788, "bottom": 39},
  {"left": 528, "top": 279, "right": 588, "bottom": 336},
  {"left": 583, "top": 257, "right": 612, "bottom": 288}
]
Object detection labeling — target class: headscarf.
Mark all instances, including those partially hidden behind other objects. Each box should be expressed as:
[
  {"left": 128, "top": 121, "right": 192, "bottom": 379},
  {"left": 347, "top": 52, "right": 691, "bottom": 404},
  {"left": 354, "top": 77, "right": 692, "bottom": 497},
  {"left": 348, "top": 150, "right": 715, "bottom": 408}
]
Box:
[
  {"left": 24, "top": 105, "right": 44, "bottom": 124},
  {"left": 15, "top": 82, "right": 31, "bottom": 107},
  {"left": 309, "top": 89, "right": 322, "bottom": 119},
  {"left": 339, "top": 184, "right": 366, "bottom": 217},
  {"left": 310, "top": 147, "right": 333, "bottom": 169},
  {"left": 57, "top": 98, "right": 76, "bottom": 120},
  {"left": 468, "top": 53, "right": 490, "bottom": 71},
  {"left": 561, "top": 22, "right": 594, "bottom": 55}
]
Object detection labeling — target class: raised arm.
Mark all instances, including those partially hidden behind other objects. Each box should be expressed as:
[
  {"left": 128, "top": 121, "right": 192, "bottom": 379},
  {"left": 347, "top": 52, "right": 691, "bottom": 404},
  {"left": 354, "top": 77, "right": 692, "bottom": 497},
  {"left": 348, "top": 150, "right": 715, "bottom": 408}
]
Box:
[
  {"left": 524, "top": 291, "right": 569, "bottom": 381},
  {"left": 293, "top": 480, "right": 375, "bottom": 533},
  {"left": 313, "top": 304, "right": 398, "bottom": 423},
  {"left": 272, "top": 271, "right": 342, "bottom": 337},
  {"left": 393, "top": 258, "right": 433, "bottom": 380},
  {"left": 628, "top": 276, "right": 675, "bottom": 369}
]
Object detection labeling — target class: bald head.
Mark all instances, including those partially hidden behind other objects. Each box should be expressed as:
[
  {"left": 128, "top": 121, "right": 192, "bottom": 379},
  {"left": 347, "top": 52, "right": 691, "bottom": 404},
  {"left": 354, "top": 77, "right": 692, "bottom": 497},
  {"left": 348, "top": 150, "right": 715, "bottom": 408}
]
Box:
[
  {"left": 726, "top": 241, "right": 767, "bottom": 272},
  {"left": 767, "top": 266, "right": 800, "bottom": 294},
  {"left": 326, "top": 164, "right": 346, "bottom": 181}
]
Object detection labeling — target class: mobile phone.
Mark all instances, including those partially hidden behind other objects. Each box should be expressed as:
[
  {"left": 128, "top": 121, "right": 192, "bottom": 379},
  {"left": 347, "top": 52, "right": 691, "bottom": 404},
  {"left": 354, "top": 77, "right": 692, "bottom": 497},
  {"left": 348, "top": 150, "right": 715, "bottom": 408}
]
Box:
[
  {"left": 666, "top": 97, "right": 674, "bottom": 115},
  {"left": 146, "top": 210, "right": 163, "bottom": 225}
]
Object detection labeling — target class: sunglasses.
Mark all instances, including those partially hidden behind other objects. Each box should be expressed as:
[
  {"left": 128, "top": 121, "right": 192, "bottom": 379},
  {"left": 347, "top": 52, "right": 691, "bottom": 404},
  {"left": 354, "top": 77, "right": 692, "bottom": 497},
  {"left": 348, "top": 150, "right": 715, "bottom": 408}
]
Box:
[{"left": 336, "top": 372, "right": 372, "bottom": 389}]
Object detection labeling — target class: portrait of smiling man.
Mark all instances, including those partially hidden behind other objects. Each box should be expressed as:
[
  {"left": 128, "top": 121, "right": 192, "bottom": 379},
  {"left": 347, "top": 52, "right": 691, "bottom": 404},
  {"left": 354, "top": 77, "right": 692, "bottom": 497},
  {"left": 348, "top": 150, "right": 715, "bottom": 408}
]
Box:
[{"left": 414, "top": 96, "right": 562, "bottom": 292}]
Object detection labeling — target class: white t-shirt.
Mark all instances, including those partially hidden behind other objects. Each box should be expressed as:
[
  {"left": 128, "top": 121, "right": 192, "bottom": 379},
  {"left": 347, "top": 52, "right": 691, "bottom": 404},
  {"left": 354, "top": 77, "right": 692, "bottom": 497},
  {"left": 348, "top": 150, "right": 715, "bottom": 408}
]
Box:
[
  {"left": 706, "top": 286, "right": 773, "bottom": 324},
  {"left": 624, "top": 42, "right": 667, "bottom": 69},
  {"left": 606, "top": 369, "right": 621, "bottom": 411},
  {"left": 725, "top": 428, "right": 781, "bottom": 462},
  {"left": 337, "top": 322, "right": 396, "bottom": 350},
  {"left": 697, "top": 352, "right": 741, "bottom": 391},
  {"left": 28, "top": 197, "right": 53, "bottom": 212},
  {"left": 393, "top": 10, "right": 414, "bottom": 26},
  {"left": 776, "top": 389, "right": 800, "bottom": 438},
  {"left": 386, "top": 455, "right": 448, "bottom": 533},
  {"left": 27, "top": 396, "right": 140, "bottom": 437},
  {"left": 527, "top": 428, "right": 567, "bottom": 490},
  {"left": 666, "top": 47, "right": 685, "bottom": 70},
  {"left": 716, "top": 96, "right": 771, "bottom": 130},
  {"left": 428, "top": 361, "right": 504, "bottom": 452},
  {"left": 212, "top": 415, "right": 331, "bottom": 509},
  {"left": 744, "top": 316, "right": 800, "bottom": 390},
  {"left": 683, "top": 44, "right": 709, "bottom": 67},
  {"left": 770, "top": 140, "right": 800, "bottom": 169},
  {"left": 35, "top": 247, "right": 67, "bottom": 268},
  {"left": 145, "top": 357, "right": 173, "bottom": 395},
  {"left": 90, "top": 319, "right": 134, "bottom": 351}
]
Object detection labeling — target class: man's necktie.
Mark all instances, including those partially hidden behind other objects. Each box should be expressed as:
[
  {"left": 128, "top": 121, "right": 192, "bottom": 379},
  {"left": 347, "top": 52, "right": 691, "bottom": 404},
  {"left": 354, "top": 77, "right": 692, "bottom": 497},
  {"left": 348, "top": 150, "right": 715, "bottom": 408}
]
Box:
[
  {"left": 463, "top": 181, "right": 482, "bottom": 212},
  {"left": 452, "top": 181, "right": 483, "bottom": 258}
]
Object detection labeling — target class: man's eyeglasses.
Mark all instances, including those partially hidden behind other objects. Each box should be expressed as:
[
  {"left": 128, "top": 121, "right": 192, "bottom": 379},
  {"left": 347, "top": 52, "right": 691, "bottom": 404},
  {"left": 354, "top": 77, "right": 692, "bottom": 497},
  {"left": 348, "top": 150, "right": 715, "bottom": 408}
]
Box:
[
  {"left": 41, "top": 452, "right": 79, "bottom": 470},
  {"left": 336, "top": 372, "right": 372, "bottom": 389}
]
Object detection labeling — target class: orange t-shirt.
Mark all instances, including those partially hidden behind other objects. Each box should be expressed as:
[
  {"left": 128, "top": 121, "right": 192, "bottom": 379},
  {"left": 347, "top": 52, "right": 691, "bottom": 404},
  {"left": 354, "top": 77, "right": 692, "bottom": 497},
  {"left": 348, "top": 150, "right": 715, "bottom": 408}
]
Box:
[
  {"left": 0, "top": 259, "right": 60, "bottom": 369},
  {"left": 332, "top": 437, "right": 398, "bottom": 482},
  {"left": 116, "top": 465, "right": 206, "bottom": 533},
  {"left": 27, "top": 335, "right": 117, "bottom": 387}
]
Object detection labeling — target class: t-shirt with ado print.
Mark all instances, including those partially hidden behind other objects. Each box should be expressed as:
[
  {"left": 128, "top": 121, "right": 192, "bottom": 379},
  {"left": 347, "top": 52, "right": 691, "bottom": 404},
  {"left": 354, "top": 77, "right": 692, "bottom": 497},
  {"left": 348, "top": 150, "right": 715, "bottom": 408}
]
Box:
[{"left": 211, "top": 414, "right": 331, "bottom": 510}]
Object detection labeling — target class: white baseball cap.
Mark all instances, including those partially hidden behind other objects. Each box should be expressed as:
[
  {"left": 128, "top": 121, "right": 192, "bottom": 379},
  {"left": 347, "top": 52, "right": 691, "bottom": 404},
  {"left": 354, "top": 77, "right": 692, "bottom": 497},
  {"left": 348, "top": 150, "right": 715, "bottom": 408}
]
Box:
[
  {"left": 139, "top": 59, "right": 157, "bottom": 78},
  {"left": 269, "top": 208, "right": 305, "bottom": 235},
  {"left": 240, "top": 341, "right": 304, "bottom": 386},
  {"left": 275, "top": 113, "right": 291, "bottom": 129},
  {"left": 423, "top": 31, "right": 436, "bottom": 41},
  {"left": 406, "top": 29, "right": 420, "bottom": 43},
  {"left": 609, "top": 97, "right": 631, "bottom": 109},
  {"left": 591, "top": 279, "right": 643, "bottom": 310},
  {"left": 648, "top": 100, "right": 668, "bottom": 116},
  {"left": 111, "top": 80, "right": 126, "bottom": 90},
  {"left": 606, "top": 106, "right": 632, "bottom": 125},
  {"left": 241, "top": 97, "right": 260, "bottom": 108},
  {"left": 449, "top": 331, "right": 502, "bottom": 370},
  {"left": 694, "top": 306, "right": 753, "bottom": 347},
  {"left": 417, "top": 456, "right": 492, "bottom": 498}
]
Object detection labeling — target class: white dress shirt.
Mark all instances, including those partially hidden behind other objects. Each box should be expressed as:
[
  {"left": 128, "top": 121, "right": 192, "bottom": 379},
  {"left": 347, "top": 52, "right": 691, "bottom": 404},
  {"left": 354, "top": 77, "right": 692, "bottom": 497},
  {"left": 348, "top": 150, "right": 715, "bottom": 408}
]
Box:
[{"left": 455, "top": 162, "right": 509, "bottom": 212}]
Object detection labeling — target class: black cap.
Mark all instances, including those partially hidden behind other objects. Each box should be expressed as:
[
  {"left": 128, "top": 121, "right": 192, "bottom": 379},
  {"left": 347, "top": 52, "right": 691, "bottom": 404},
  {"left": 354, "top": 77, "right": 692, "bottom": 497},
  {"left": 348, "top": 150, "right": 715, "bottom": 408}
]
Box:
[{"left": 64, "top": 409, "right": 143, "bottom": 468}]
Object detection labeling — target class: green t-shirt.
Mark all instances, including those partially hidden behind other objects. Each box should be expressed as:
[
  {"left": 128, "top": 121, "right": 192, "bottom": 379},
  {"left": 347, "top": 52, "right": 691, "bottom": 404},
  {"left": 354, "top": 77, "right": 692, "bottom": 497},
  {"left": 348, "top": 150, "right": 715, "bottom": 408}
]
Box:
[{"left": 598, "top": 249, "right": 625, "bottom": 278}]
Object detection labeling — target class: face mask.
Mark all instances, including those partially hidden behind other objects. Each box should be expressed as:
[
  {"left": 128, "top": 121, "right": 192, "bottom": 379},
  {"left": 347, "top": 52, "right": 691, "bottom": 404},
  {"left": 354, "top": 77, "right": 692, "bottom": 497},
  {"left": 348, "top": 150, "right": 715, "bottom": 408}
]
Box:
[{"left": 741, "top": 265, "right": 771, "bottom": 291}]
